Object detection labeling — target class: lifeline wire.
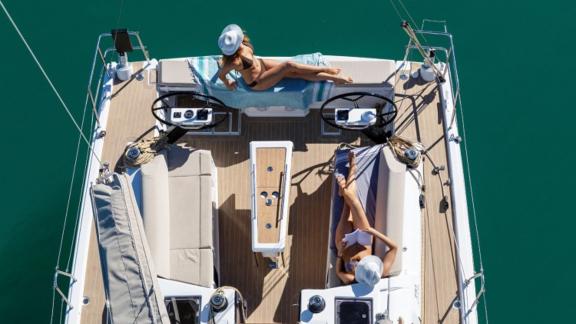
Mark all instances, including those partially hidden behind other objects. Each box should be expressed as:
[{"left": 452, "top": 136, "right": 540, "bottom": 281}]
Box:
[{"left": 0, "top": 0, "right": 102, "bottom": 166}]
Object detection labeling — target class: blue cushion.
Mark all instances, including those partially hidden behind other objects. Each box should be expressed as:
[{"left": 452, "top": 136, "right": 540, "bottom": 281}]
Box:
[{"left": 187, "top": 53, "right": 333, "bottom": 109}]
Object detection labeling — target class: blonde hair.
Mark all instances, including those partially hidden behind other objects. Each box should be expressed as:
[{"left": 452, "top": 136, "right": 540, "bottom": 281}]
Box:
[{"left": 222, "top": 35, "right": 252, "bottom": 64}]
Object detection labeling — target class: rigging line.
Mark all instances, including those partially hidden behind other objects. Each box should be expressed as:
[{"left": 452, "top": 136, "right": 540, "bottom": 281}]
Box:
[
  {"left": 49, "top": 283, "right": 56, "bottom": 324},
  {"left": 66, "top": 110, "right": 94, "bottom": 272},
  {"left": 388, "top": 0, "right": 404, "bottom": 22},
  {"left": 456, "top": 88, "right": 489, "bottom": 322},
  {"left": 66, "top": 93, "right": 97, "bottom": 270},
  {"left": 389, "top": 0, "right": 428, "bottom": 44},
  {"left": 57, "top": 93, "right": 91, "bottom": 271},
  {"left": 397, "top": 0, "right": 428, "bottom": 44},
  {"left": 0, "top": 0, "right": 102, "bottom": 166},
  {"left": 49, "top": 94, "right": 90, "bottom": 324},
  {"left": 115, "top": 0, "right": 126, "bottom": 27}
]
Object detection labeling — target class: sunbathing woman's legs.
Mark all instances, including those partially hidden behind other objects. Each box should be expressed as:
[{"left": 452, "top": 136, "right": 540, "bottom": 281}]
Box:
[
  {"left": 335, "top": 201, "right": 353, "bottom": 255},
  {"left": 287, "top": 71, "right": 353, "bottom": 83},
  {"left": 261, "top": 59, "right": 338, "bottom": 75},
  {"left": 336, "top": 152, "right": 371, "bottom": 231},
  {"left": 252, "top": 60, "right": 352, "bottom": 90}
]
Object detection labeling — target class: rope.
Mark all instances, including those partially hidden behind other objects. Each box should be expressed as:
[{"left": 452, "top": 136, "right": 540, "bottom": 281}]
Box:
[
  {"left": 387, "top": 135, "right": 424, "bottom": 168},
  {"left": 123, "top": 136, "right": 170, "bottom": 168},
  {"left": 0, "top": 0, "right": 103, "bottom": 166}
]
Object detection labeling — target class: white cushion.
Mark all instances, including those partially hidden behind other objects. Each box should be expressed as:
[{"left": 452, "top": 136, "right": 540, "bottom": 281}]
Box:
[{"left": 373, "top": 146, "right": 405, "bottom": 276}]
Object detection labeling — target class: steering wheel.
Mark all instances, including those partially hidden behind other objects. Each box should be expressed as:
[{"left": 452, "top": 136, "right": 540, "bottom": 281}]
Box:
[
  {"left": 151, "top": 91, "right": 230, "bottom": 129},
  {"left": 320, "top": 91, "right": 397, "bottom": 131}
]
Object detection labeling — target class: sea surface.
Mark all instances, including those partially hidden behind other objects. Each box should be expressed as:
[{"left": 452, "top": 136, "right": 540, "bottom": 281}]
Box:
[{"left": 0, "top": 0, "right": 572, "bottom": 323}]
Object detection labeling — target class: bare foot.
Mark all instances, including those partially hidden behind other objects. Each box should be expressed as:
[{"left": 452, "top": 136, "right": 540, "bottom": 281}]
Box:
[
  {"left": 325, "top": 67, "right": 341, "bottom": 75},
  {"left": 336, "top": 152, "right": 359, "bottom": 200}
]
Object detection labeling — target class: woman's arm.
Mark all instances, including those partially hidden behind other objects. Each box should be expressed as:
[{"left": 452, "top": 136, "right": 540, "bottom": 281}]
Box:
[
  {"left": 335, "top": 203, "right": 351, "bottom": 255},
  {"left": 366, "top": 227, "right": 398, "bottom": 250},
  {"left": 335, "top": 256, "right": 355, "bottom": 284},
  {"left": 218, "top": 62, "right": 237, "bottom": 90},
  {"left": 366, "top": 227, "right": 398, "bottom": 276}
]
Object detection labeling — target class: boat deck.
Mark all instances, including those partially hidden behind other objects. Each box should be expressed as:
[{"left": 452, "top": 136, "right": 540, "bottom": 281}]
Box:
[{"left": 79, "top": 61, "right": 460, "bottom": 323}]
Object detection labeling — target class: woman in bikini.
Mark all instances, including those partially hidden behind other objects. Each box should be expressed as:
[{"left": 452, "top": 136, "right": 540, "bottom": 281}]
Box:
[
  {"left": 334, "top": 152, "right": 398, "bottom": 286},
  {"left": 217, "top": 24, "right": 353, "bottom": 91}
]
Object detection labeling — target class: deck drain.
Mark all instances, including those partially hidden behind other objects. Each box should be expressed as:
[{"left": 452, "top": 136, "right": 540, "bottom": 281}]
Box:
[
  {"left": 265, "top": 223, "right": 272, "bottom": 229},
  {"left": 452, "top": 299, "right": 462, "bottom": 309},
  {"left": 265, "top": 198, "right": 273, "bottom": 206},
  {"left": 271, "top": 191, "right": 279, "bottom": 199},
  {"left": 260, "top": 191, "right": 268, "bottom": 198},
  {"left": 82, "top": 296, "right": 90, "bottom": 305},
  {"left": 267, "top": 166, "right": 273, "bottom": 172}
]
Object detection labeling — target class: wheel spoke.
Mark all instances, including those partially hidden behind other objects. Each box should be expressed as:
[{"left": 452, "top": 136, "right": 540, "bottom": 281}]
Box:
[
  {"left": 152, "top": 105, "right": 170, "bottom": 111},
  {"left": 380, "top": 110, "right": 397, "bottom": 116}
]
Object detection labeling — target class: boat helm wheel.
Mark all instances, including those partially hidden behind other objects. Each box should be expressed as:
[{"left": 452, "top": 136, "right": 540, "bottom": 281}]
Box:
[
  {"left": 320, "top": 91, "right": 398, "bottom": 131},
  {"left": 151, "top": 91, "right": 230, "bottom": 129}
]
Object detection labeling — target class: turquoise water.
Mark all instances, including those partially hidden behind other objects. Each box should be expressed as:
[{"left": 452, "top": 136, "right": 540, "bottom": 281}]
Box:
[{"left": 0, "top": 0, "right": 573, "bottom": 323}]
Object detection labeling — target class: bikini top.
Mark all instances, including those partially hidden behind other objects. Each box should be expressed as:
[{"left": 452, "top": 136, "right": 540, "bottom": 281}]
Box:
[
  {"left": 238, "top": 41, "right": 255, "bottom": 70},
  {"left": 240, "top": 55, "right": 254, "bottom": 70}
]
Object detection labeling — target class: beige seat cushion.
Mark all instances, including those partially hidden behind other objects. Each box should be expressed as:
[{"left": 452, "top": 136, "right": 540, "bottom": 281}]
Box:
[
  {"left": 141, "top": 146, "right": 216, "bottom": 287},
  {"left": 326, "top": 58, "right": 396, "bottom": 85},
  {"left": 167, "top": 145, "right": 213, "bottom": 177},
  {"left": 170, "top": 248, "right": 214, "bottom": 288},
  {"left": 141, "top": 153, "right": 171, "bottom": 278},
  {"left": 168, "top": 174, "right": 213, "bottom": 250},
  {"left": 157, "top": 60, "right": 196, "bottom": 86}
]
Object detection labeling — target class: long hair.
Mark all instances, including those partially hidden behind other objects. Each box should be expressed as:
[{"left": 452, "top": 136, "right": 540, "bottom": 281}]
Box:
[{"left": 222, "top": 35, "right": 252, "bottom": 64}]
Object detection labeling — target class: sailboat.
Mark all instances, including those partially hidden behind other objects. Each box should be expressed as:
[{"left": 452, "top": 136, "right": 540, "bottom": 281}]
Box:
[{"left": 0, "top": 3, "right": 488, "bottom": 321}]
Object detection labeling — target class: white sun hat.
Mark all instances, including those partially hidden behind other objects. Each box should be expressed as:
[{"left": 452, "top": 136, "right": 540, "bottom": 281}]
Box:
[
  {"left": 355, "top": 255, "right": 383, "bottom": 288},
  {"left": 218, "top": 24, "right": 244, "bottom": 56}
]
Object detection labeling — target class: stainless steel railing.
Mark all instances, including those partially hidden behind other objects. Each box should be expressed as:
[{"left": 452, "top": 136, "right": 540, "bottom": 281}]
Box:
[{"left": 405, "top": 20, "right": 488, "bottom": 324}]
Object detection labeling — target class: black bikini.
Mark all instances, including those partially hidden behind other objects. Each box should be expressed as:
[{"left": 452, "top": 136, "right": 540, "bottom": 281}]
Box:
[
  {"left": 240, "top": 56, "right": 254, "bottom": 70},
  {"left": 237, "top": 42, "right": 265, "bottom": 88},
  {"left": 246, "top": 58, "right": 266, "bottom": 88},
  {"left": 223, "top": 41, "right": 265, "bottom": 88}
]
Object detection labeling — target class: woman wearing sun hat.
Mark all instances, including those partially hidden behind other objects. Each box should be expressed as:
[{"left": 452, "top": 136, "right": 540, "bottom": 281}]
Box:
[
  {"left": 217, "top": 24, "right": 352, "bottom": 91},
  {"left": 334, "top": 152, "right": 399, "bottom": 287}
]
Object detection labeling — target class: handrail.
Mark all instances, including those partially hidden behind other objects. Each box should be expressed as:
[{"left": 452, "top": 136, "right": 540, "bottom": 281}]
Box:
[
  {"left": 52, "top": 30, "right": 151, "bottom": 323},
  {"left": 86, "top": 31, "right": 150, "bottom": 128},
  {"left": 464, "top": 271, "right": 486, "bottom": 318},
  {"left": 404, "top": 21, "right": 488, "bottom": 323},
  {"left": 53, "top": 269, "right": 76, "bottom": 311}
]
